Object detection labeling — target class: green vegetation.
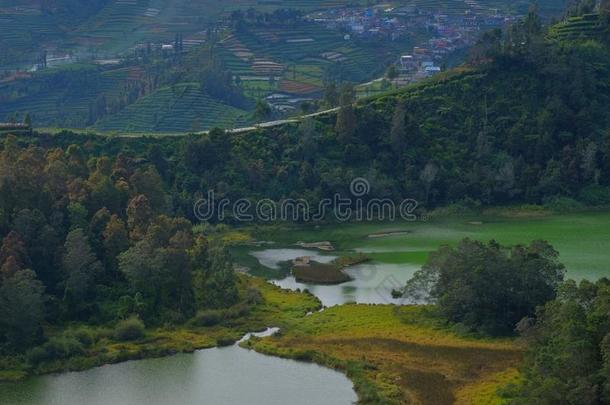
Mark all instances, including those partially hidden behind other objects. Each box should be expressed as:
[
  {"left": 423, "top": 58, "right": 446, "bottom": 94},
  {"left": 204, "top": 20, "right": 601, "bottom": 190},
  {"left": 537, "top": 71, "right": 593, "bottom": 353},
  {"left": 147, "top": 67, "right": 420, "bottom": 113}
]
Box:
[
  {"left": 549, "top": 13, "right": 605, "bottom": 41},
  {"left": 15, "top": 10, "right": 603, "bottom": 215},
  {"left": 401, "top": 0, "right": 565, "bottom": 17},
  {"left": 0, "top": 273, "right": 320, "bottom": 382},
  {"left": 0, "top": 43, "right": 253, "bottom": 132},
  {"left": 113, "top": 316, "right": 145, "bottom": 341},
  {"left": 510, "top": 278, "right": 610, "bottom": 404},
  {"left": 0, "top": 134, "right": 265, "bottom": 379},
  {"left": 94, "top": 83, "right": 250, "bottom": 132},
  {"left": 3, "top": 7, "right": 610, "bottom": 405},
  {"left": 404, "top": 239, "right": 565, "bottom": 335},
  {"left": 245, "top": 304, "right": 522, "bottom": 404}
]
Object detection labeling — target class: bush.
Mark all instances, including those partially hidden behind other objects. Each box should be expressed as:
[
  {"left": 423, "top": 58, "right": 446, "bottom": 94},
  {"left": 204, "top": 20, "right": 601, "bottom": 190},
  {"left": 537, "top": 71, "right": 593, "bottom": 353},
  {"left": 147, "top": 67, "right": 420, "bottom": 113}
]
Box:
[
  {"left": 224, "top": 303, "right": 250, "bottom": 319},
  {"left": 70, "top": 327, "right": 96, "bottom": 347},
  {"left": 245, "top": 288, "right": 264, "bottom": 305},
  {"left": 578, "top": 185, "right": 610, "bottom": 206},
  {"left": 543, "top": 196, "right": 584, "bottom": 212},
  {"left": 216, "top": 336, "right": 235, "bottom": 347},
  {"left": 193, "top": 310, "right": 223, "bottom": 327},
  {"left": 294, "top": 350, "right": 316, "bottom": 362},
  {"left": 96, "top": 327, "right": 114, "bottom": 341},
  {"left": 26, "top": 347, "right": 48, "bottom": 365},
  {"left": 431, "top": 198, "right": 481, "bottom": 217},
  {"left": 114, "top": 316, "right": 145, "bottom": 341},
  {"left": 27, "top": 336, "right": 85, "bottom": 365}
]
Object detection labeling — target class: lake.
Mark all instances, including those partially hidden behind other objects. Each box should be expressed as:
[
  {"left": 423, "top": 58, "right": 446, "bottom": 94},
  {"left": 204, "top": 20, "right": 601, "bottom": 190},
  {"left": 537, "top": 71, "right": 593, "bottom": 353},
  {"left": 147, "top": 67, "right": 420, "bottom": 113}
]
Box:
[
  {"left": 251, "top": 248, "right": 419, "bottom": 306},
  {"left": 247, "top": 213, "right": 610, "bottom": 281},
  {"left": 246, "top": 213, "right": 610, "bottom": 305},
  {"left": 0, "top": 332, "right": 357, "bottom": 405}
]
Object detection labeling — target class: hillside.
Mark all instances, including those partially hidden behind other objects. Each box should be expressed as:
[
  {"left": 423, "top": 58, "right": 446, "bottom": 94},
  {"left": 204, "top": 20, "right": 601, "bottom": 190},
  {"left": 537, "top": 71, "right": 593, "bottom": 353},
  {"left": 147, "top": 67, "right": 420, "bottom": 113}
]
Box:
[
  {"left": 548, "top": 12, "right": 605, "bottom": 40},
  {"left": 94, "top": 83, "right": 251, "bottom": 132},
  {"left": 1, "top": 0, "right": 566, "bottom": 71},
  {"left": 0, "top": 0, "right": 414, "bottom": 65},
  {"left": 2, "top": 0, "right": 571, "bottom": 132},
  {"left": 6, "top": 12, "right": 607, "bottom": 222}
]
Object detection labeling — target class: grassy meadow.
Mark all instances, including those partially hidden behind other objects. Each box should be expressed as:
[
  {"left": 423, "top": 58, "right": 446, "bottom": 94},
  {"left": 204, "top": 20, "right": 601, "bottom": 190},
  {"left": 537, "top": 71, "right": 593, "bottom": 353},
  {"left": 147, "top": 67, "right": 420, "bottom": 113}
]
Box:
[{"left": 245, "top": 304, "right": 522, "bottom": 404}]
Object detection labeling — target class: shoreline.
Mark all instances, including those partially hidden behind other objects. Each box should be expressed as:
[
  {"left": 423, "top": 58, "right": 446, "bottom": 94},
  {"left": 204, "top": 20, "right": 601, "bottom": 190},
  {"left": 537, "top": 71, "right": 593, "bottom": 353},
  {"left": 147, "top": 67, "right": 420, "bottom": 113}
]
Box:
[
  {"left": 0, "top": 276, "right": 320, "bottom": 383},
  {"left": 1, "top": 276, "right": 522, "bottom": 405}
]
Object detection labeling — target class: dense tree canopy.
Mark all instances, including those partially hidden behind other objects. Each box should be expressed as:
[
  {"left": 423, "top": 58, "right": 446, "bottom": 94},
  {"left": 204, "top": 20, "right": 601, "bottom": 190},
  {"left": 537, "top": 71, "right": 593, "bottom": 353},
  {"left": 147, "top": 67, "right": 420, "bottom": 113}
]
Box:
[
  {"left": 0, "top": 136, "right": 240, "bottom": 353},
  {"left": 404, "top": 239, "right": 565, "bottom": 335},
  {"left": 514, "top": 279, "right": 610, "bottom": 404}
]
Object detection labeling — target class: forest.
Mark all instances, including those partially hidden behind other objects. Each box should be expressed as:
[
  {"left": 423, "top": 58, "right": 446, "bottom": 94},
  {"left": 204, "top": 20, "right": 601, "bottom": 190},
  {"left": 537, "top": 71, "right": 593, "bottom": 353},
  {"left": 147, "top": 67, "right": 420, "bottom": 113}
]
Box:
[{"left": 0, "top": 135, "right": 242, "bottom": 356}]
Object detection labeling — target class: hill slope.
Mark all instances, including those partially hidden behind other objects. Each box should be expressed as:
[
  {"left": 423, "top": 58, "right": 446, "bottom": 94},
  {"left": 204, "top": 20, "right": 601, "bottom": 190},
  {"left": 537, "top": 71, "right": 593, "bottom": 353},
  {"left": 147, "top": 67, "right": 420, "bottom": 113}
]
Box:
[
  {"left": 94, "top": 83, "right": 251, "bottom": 132},
  {"left": 11, "top": 13, "right": 610, "bottom": 216}
]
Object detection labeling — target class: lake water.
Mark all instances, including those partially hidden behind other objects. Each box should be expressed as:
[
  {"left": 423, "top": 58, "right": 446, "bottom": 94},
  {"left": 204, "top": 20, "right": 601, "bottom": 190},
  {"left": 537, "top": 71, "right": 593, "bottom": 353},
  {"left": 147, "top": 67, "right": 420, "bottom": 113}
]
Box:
[
  {"left": 0, "top": 331, "right": 356, "bottom": 405},
  {"left": 251, "top": 248, "right": 420, "bottom": 306}
]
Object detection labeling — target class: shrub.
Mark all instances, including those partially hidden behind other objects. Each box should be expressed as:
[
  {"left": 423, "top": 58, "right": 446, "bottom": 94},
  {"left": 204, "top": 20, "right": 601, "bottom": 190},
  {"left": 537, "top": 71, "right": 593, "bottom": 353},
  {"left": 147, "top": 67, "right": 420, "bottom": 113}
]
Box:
[
  {"left": 193, "top": 310, "right": 223, "bottom": 327},
  {"left": 70, "top": 327, "right": 96, "bottom": 347},
  {"left": 43, "top": 336, "right": 85, "bottom": 359},
  {"left": 431, "top": 198, "right": 481, "bottom": 217},
  {"left": 159, "top": 309, "right": 185, "bottom": 326},
  {"left": 294, "top": 350, "right": 316, "bottom": 362},
  {"left": 216, "top": 336, "right": 235, "bottom": 346},
  {"left": 578, "top": 185, "right": 610, "bottom": 206},
  {"left": 224, "top": 303, "right": 250, "bottom": 319},
  {"left": 543, "top": 196, "right": 584, "bottom": 212},
  {"left": 245, "top": 288, "right": 264, "bottom": 305},
  {"left": 114, "top": 316, "right": 145, "bottom": 341},
  {"left": 26, "top": 336, "right": 85, "bottom": 365},
  {"left": 96, "top": 327, "right": 114, "bottom": 341}
]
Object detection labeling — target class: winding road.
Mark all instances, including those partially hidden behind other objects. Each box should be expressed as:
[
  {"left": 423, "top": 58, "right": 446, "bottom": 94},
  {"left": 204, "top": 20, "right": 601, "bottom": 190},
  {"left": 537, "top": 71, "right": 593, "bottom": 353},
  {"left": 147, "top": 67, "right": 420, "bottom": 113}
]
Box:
[{"left": 195, "top": 107, "right": 340, "bottom": 135}]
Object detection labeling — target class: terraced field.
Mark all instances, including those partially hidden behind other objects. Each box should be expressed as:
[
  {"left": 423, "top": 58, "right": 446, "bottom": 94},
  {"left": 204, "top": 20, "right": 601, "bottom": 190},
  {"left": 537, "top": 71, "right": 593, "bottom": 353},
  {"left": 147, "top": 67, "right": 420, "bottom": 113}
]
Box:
[
  {"left": 223, "top": 23, "right": 402, "bottom": 98},
  {"left": 94, "top": 82, "right": 251, "bottom": 132},
  {"left": 72, "top": 0, "right": 160, "bottom": 52},
  {"left": 0, "top": 63, "right": 149, "bottom": 126},
  {"left": 99, "top": 66, "right": 145, "bottom": 99},
  {"left": 548, "top": 13, "right": 604, "bottom": 41},
  {"left": 0, "top": 3, "right": 67, "bottom": 66},
  {"left": 0, "top": 0, "right": 385, "bottom": 62},
  {"left": 402, "top": 0, "right": 565, "bottom": 16},
  {"left": 0, "top": 64, "right": 105, "bottom": 126}
]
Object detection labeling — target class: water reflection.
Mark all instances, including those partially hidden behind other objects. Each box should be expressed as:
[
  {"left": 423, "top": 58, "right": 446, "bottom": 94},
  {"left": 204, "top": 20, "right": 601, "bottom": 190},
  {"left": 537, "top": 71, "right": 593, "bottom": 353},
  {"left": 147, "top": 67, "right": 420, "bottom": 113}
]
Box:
[{"left": 253, "top": 249, "right": 419, "bottom": 306}]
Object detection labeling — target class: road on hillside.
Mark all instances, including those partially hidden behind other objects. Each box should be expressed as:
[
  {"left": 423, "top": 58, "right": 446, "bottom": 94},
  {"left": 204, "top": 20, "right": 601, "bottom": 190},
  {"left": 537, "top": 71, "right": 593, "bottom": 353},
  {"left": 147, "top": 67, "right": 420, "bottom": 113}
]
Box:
[{"left": 195, "top": 107, "right": 340, "bottom": 136}]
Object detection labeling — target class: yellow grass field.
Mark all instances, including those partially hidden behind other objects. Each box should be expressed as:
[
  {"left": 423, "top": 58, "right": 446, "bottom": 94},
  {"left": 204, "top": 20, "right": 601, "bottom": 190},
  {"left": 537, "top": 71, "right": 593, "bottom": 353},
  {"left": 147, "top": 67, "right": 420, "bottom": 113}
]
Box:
[{"left": 246, "top": 304, "right": 523, "bottom": 404}]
